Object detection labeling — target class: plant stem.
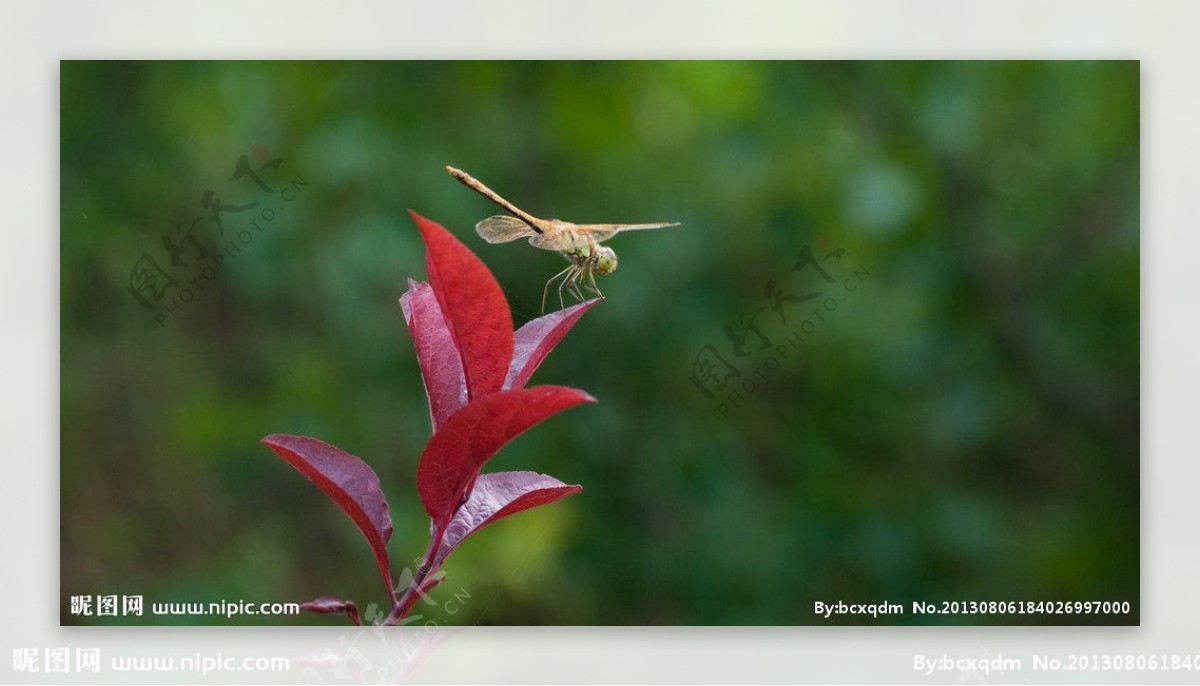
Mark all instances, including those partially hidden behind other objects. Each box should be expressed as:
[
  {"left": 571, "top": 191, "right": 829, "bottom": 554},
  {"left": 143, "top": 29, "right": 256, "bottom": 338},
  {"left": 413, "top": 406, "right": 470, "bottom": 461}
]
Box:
[
  {"left": 383, "top": 527, "right": 445, "bottom": 626},
  {"left": 385, "top": 570, "right": 398, "bottom": 607}
]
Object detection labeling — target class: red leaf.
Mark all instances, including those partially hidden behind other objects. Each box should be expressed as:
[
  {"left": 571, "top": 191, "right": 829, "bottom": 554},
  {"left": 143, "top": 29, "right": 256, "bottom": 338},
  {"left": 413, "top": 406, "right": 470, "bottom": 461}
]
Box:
[
  {"left": 434, "top": 471, "right": 582, "bottom": 565},
  {"left": 504, "top": 298, "right": 601, "bottom": 390},
  {"left": 299, "top": 596, "right": 362, "bottom": 625},
  {"left": 410, "top": 210, "right": 513, "bottom": 401},
  {"left": 262, "top": 434, "right": 394, "bottom": 591},
  {"left": 416, "top": 386, "right": 595, "bottom": 524},
  {"left": 400, "top": 279, "right": 468, "bottom": 431}
]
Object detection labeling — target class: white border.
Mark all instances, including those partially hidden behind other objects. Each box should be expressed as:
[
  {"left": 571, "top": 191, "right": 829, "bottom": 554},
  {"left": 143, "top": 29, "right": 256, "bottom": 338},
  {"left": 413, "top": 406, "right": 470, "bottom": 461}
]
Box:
[{"left": 4, "top": 1, "right": 1197, "bottom": 683}]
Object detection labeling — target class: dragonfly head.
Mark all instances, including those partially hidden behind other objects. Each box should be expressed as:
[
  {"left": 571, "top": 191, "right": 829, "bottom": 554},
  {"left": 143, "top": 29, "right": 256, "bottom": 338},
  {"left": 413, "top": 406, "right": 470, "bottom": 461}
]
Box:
[{"left": 594, "top": 246, "right": 618, "bottom": 276}]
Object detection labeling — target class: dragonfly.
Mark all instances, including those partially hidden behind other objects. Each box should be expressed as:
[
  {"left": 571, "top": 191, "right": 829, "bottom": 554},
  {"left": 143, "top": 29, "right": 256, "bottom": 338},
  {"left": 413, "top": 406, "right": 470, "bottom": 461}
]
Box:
[{"left": 447, "top": 166, "right": 680, "bottom": 311}]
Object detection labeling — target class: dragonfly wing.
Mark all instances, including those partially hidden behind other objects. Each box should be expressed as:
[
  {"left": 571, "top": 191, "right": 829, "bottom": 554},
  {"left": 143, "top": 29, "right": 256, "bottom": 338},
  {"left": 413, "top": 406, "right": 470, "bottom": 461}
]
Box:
[
  {"left": 574, "top": 222, "right": 680, "bottom": 242},
  {"left": 476, "top": 215, "right": 538, "bottom": 244}
]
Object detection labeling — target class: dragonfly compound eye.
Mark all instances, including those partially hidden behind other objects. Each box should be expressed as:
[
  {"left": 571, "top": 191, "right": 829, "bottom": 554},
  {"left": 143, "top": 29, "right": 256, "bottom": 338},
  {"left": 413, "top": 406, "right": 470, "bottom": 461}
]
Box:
[{"left": 595, "top": 247, "right": 618, "bottom": 275}]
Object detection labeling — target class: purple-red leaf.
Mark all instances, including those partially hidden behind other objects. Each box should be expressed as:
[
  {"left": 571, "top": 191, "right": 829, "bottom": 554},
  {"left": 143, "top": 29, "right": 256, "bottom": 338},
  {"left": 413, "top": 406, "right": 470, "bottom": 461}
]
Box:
[
  {"left": 299, "top": 597, "right": 362, "bottom": 625},
  {"left": 400, "top": 279, "right": 468, "bottom": 431},
  {"left": 504, "top": 298, "right": 601, "bottom": 391},
  {"left": 410, "top": 210, "right": 513, "bottom": 402},
  {"left": 261, "top": 434, "right": 394, "bottom": 592},
  {"left": 434, "top": 471, "right": 582, "bottom": 565},
  {"left": 416, "top": 386, "right": 595, "bottom": 524}
]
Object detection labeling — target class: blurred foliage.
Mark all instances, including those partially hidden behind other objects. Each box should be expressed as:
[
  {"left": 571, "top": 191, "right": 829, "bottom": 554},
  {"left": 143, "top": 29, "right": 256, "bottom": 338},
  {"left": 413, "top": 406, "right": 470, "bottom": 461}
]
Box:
[{"left": 60, "top": 61, "right": 1138, "bottom": 625}]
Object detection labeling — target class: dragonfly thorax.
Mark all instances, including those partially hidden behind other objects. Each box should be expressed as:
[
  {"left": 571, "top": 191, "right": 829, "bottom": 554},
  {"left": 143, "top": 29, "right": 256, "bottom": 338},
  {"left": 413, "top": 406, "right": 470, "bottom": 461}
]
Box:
[{"left": 565, "top": 243, "right": 618, "bottom": 276}]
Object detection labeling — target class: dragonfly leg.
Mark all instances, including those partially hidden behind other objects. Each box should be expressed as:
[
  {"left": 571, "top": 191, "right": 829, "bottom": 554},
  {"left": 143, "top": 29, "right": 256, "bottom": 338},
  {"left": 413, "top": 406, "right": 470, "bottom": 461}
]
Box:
[
  {"left": 542, "top": 264, "right": 575, "bottom": 313},
  {"left": 556, "top": 266, "right": 575, "bottom": 311},
  {"left": 566, "top": 266, "right": 587, "bottom": 304},
  {"left": 559, "top": 265, "right": 589, "bottom": 310},
  {"left": 584, "top": 268, "right": 603, "bottom": 299},
  {"left": 571, "top": 269, "right": 588, "bottom": 302}
]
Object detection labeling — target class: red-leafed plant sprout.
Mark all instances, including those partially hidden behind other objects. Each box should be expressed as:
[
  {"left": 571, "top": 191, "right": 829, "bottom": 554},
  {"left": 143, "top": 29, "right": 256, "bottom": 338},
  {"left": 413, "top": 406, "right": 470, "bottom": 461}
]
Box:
[{"left": 262, "top": 210, "right": 599, "bottom": 625}]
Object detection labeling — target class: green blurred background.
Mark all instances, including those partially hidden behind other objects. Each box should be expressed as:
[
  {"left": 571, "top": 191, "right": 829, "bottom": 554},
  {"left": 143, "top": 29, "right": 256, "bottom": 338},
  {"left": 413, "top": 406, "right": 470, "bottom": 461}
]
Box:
[{"left": 60, "top": 61, "right": 1139, "bottom": 625}]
